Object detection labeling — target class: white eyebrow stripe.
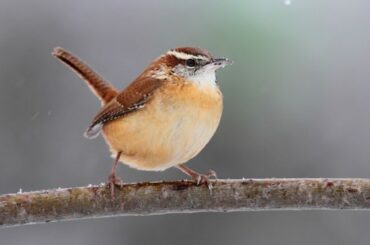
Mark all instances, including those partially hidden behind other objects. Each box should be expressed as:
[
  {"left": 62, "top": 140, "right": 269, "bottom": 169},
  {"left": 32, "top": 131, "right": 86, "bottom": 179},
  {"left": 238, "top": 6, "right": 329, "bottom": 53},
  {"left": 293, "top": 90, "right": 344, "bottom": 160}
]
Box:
[{"left": 167, "top": 50, "right": 209, "bottom": 61}]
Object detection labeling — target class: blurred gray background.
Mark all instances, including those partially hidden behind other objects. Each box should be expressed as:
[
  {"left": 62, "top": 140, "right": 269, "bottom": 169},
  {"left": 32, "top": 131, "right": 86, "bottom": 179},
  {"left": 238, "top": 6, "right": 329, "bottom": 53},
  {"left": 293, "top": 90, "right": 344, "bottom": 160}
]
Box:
[{"left": 1, "top": 0, "right": 370, "bottom": 244}]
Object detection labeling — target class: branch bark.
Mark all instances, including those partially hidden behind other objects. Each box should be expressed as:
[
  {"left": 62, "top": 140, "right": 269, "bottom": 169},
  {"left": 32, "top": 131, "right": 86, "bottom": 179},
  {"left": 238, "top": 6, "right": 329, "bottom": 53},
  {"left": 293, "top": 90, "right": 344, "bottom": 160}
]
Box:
[{"left": 1, "top": 178, "right": 370, "bottom": 227}]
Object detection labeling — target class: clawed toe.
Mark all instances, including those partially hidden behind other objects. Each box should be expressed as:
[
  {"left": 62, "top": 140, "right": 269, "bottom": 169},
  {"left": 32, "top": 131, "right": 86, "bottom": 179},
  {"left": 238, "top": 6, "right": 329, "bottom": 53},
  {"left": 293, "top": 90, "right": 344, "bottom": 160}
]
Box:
[
  {"left": 108, "top": 174, "right": 123, "bottom": 186},
  {"left": 206, "top": 169, "right": 217, "bottom": 179},
  {"left": 193, "top": 170, "right": 218, "bottom": 189},
  {"left": 176, "top": 164, "right": 218, "bottom": 190}
]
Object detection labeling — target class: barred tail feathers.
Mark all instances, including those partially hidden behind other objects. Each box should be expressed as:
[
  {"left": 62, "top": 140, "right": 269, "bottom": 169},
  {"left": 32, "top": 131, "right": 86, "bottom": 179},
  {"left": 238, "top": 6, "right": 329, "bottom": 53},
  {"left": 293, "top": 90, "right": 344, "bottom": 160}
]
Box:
[{"left": 52, "top": 47, "right": 118, "bottom": 105}]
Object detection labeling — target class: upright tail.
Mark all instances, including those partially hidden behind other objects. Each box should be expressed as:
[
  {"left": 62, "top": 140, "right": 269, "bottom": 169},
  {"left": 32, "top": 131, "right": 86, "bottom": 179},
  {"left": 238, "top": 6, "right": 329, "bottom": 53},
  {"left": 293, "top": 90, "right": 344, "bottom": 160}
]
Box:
[{"left": 52, "top": 47, "right": 118, "bottom": 105}]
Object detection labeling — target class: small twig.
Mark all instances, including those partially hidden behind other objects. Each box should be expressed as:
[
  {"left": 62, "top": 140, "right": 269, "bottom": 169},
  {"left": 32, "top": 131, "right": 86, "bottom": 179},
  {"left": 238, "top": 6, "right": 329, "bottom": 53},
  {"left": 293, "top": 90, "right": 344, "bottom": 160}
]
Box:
[{"left": 1, "top": 178, "right": 370, "bottom": 228}]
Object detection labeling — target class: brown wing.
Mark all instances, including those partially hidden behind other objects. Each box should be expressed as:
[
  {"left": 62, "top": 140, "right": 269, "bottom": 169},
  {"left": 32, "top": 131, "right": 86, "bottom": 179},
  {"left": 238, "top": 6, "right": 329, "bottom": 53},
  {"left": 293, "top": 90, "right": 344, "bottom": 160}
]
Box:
[{"left": 84, "top": 76, "right": 164, "bottom": 138}]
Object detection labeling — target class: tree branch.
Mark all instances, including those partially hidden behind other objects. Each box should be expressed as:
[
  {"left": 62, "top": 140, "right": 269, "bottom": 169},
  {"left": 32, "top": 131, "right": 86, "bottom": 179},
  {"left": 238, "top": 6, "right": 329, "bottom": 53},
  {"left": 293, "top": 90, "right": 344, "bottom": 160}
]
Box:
[{"left": 1, "top": 178, "right": 370, "bottom": 227}]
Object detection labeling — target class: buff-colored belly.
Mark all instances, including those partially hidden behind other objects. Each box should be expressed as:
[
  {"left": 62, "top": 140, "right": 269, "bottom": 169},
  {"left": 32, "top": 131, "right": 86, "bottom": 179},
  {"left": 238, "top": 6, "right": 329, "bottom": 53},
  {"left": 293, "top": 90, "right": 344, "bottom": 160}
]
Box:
[{"left": 101, "top": 83, "right": 223, "bottom": 171}]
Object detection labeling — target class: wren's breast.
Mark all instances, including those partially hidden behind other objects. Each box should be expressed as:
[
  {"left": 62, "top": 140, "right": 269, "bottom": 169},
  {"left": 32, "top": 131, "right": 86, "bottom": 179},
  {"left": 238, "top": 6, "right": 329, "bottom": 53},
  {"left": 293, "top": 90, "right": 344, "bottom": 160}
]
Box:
[{"left": 102, "top": 82, "right": 223, "bottom": 171}]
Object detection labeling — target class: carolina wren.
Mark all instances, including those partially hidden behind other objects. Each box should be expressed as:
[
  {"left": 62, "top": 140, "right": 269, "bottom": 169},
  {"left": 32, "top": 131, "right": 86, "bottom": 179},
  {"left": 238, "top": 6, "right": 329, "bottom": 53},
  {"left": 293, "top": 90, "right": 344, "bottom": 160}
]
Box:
[{"left": 52, "top": 46, "right": 232, "bottom": 192}]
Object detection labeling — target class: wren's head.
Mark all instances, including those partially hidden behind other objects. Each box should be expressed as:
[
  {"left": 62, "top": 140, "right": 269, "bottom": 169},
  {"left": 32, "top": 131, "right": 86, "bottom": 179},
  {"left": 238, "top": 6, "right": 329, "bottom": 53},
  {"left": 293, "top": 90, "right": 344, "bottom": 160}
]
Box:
[{"left": 150, "top": 47, "right": 232, "bottom": 88}]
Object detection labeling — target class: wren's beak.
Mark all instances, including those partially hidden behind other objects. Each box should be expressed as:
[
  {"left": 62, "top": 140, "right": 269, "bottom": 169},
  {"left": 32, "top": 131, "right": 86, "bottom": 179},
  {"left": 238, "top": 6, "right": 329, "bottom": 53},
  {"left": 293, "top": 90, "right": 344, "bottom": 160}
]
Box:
[{"left": 208, "top": 57, "right": 233, "bottom": 70}]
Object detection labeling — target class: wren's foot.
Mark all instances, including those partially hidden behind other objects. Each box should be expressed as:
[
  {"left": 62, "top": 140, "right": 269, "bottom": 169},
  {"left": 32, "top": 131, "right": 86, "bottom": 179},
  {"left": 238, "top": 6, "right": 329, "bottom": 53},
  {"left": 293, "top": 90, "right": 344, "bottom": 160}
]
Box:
[
  {"left": 176, "top": 164, "right": 217, "bottom": 190},
  {"left": 107, "top": 173, "right": 123, "bottom": 199},
  {"left": 107, "top": 152, "right": 123, "bottom": 199},
  {"left": 193, "top": 170, "right": 218, "bottom": 187}
]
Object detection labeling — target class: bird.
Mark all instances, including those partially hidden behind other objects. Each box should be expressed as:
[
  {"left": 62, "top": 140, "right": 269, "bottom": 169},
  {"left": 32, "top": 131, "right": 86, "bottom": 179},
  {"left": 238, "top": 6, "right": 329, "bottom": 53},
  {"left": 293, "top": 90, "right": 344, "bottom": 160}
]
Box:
[{"left": 52, "top": 46, "right": 232, "bottom": 195}]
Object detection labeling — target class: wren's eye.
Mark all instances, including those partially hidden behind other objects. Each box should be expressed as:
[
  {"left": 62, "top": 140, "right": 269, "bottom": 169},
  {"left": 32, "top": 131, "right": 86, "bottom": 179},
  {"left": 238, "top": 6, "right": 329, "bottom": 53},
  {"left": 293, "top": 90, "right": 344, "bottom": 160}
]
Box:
[{"left": 186, "top": 59, "right": 196, "bottom": 67}]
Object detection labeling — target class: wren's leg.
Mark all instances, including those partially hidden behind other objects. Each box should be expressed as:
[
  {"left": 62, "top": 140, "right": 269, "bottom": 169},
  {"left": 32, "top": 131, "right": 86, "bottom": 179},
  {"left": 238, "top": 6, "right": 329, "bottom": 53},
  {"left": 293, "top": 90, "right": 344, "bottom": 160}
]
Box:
[
  {"left": 108, "top": 152, "right": 122, "bottom": 198},
  {"left": 176, "top": 164, "right": 217, "bottom": 186}
]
